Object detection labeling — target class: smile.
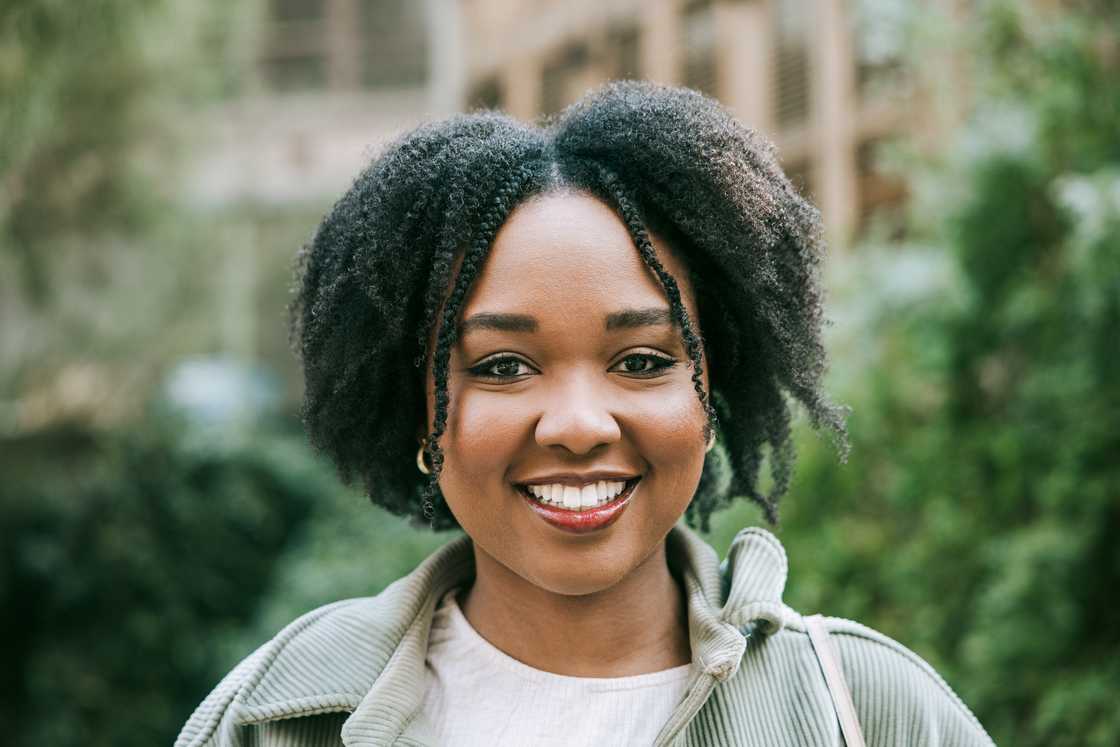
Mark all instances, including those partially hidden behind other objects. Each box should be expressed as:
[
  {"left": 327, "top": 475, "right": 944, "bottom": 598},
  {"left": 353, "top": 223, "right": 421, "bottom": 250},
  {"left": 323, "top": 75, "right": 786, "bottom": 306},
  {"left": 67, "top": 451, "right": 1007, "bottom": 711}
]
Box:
[{"left": 515, "top": 477, "right": 641, "bottom": 534}]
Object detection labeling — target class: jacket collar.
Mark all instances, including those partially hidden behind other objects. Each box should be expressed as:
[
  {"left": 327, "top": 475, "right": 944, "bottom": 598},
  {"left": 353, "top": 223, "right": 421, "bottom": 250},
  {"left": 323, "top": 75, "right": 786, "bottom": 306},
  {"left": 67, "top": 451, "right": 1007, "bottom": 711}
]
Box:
[{"left": 232, "top": 524, "right": 790, "bottom": 746}]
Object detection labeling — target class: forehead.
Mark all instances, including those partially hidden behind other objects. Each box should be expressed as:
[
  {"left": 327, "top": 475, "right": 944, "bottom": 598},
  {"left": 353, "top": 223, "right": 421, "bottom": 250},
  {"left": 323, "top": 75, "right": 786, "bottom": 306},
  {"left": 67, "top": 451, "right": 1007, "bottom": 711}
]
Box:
[{"left": 461, "top": 191, "right": 694, "bottom": 317}]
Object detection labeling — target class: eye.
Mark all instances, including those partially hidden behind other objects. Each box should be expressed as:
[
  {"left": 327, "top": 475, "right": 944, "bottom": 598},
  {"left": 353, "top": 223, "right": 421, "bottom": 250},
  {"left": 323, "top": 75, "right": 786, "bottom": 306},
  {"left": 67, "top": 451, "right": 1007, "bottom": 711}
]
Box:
[
  {"left": 611, "top": 352, "right": 678, "bottom": 378},
  {"left": 468, "top": 355, "right": 536, "bottom": 381}
]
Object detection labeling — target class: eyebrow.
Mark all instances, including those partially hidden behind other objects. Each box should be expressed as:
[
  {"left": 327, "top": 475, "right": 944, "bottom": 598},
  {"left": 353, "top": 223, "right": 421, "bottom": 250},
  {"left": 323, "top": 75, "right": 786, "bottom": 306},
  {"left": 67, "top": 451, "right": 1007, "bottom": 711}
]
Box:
[
  {"left": 459, "top": 313, "right": 538, "bottom": 336},
  {"left": 459, "top": 307, "right": 674, "bottom": 336},
  {"left": 605, "top": 307, "right": 674, "bottom": 330}
]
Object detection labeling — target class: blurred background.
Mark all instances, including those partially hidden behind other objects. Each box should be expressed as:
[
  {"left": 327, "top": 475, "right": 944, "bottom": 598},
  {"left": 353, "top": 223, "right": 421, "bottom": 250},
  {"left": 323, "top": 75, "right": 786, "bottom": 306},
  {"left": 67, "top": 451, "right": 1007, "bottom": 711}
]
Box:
[{"left": 1, "top": 0, "right": 1117, "bottom": 744}]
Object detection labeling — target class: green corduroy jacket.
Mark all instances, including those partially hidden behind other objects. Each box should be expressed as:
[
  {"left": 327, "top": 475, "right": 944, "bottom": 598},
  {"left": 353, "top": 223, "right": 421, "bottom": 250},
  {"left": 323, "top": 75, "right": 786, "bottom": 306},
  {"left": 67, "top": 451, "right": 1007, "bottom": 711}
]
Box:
[{"left": 176, "top": 525, "right": 995, "bottom": 746}]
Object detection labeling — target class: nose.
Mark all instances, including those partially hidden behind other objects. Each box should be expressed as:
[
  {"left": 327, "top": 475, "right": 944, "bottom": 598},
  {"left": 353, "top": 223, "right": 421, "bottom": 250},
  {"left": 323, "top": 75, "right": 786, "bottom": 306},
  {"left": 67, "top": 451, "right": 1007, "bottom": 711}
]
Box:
[{"left": 534, "top": 372, "right": 622, "bottom": 455}]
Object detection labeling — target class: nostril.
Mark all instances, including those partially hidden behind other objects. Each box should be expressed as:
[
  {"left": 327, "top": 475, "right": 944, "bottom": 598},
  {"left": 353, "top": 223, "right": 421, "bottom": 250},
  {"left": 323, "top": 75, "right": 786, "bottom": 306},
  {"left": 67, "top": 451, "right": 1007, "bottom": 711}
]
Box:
[{"left": 534, "top": 417, "right": 622, "bottom": 454}]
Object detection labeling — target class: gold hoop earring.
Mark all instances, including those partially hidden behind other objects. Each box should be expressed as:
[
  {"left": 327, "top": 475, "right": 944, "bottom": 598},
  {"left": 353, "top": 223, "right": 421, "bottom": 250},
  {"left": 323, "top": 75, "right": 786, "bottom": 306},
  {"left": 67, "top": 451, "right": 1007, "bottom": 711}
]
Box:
[
  {"left": 705, "top": 432, "right": 716, "bottom": 453},
  {"left": 416, "top": 438, "right": 432, "bottom": 475}
]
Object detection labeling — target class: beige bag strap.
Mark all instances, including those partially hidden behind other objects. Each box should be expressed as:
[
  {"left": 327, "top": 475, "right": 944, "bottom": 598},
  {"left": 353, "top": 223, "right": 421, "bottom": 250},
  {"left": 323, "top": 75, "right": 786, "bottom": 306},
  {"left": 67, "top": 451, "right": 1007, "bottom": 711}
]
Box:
[{"left": 805, "top": 614, "right": 867, "bottom": 747}]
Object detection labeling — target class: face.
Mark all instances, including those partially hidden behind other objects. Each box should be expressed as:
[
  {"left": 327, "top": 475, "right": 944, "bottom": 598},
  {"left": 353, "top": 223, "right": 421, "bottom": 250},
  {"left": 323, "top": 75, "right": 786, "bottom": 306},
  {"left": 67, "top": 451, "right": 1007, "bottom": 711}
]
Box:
[{"left": 424, "top": 190, "right": 710, "bottom": 597}]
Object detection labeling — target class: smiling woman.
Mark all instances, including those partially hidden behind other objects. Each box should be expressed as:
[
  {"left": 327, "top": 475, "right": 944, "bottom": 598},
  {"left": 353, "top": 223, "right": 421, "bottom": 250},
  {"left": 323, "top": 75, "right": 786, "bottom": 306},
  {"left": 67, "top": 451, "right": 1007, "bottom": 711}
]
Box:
[
  {"left": 434, "top": 192, "right": 708, "bottom": 610},
  {"left": 176, "top": 82, "right": 994, "bottom": 746}
]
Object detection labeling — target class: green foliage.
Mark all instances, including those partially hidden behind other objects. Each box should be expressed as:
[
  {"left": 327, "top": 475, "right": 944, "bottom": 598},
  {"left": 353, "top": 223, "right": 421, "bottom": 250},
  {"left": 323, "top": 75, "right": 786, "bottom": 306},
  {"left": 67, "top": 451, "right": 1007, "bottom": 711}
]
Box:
[
  {"left": 223, "top": 483, "right": 452, "bottom": 667},
  {"left": 0, "top": 0, "right": 260, "bottom": 413},
  {"left": 0, "top": 415, "right": 334, "bottom": 747},
  {"left": 0, "top": 0, "right": 254, "bottom": 300},
  {"left": 3, "top": 2, "right": 1115, "bottom": 746},
  {"left": 706, "top": 3, "right": 1120, "bottom": 745}
]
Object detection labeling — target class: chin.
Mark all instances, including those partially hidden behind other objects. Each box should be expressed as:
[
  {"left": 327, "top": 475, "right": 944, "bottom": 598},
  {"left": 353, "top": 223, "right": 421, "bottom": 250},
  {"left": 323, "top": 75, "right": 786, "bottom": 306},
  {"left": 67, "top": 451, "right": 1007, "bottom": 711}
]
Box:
[
  {"left": 525, "top": 564, "right": 630, "bottom": 597},
  {"left": 516, "top": 534, "right": 648, "bottom": 597}
]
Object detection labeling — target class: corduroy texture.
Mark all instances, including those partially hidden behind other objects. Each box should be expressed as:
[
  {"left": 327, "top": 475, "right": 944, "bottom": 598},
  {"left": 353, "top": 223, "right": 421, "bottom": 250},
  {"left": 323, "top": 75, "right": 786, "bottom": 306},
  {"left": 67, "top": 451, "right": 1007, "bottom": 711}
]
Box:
[{"left": 176, "top": 527, "right": 994, "bottom": 747}]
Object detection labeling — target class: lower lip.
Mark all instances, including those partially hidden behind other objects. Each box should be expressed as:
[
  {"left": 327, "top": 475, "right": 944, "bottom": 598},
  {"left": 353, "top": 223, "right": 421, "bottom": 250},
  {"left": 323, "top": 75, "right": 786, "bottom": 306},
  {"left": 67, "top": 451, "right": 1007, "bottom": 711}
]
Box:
[{"left": 519, "top": 479, "right": 640, "bottom": 534}]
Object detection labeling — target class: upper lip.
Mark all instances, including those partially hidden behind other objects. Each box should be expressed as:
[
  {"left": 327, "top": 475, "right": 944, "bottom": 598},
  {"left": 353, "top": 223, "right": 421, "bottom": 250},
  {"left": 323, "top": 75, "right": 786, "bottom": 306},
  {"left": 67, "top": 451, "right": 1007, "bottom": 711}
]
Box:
[{"left": 516, "top": 471, "right": 641, "bottom": 487}]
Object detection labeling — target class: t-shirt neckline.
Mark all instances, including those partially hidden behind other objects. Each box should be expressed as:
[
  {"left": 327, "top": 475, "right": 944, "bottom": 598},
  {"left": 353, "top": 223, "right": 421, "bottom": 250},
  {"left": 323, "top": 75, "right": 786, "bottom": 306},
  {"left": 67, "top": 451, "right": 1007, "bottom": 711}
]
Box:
[{"left": 435, "top": 590, "right": 694, "bottom": 690}]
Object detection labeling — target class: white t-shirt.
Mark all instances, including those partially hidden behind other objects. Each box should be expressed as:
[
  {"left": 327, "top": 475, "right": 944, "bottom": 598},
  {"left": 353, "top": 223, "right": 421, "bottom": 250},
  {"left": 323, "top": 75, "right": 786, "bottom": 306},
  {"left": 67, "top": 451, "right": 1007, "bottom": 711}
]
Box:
[{"left": 418, "top": 590, "right": 693, "bottom": 746}]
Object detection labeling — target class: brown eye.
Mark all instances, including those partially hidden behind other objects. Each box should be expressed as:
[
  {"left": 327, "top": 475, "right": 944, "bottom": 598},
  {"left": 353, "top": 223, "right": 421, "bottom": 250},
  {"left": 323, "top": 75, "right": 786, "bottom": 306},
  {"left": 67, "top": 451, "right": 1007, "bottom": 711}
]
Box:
[
  {"left": 493, "top": 359, "right": 523, "bottom": 377},
  {"left": 613, "top": 353, "right": 677, "bottom": 377},
  {"left": 468, "top": 355, "right": 535, "bottom": 381}
]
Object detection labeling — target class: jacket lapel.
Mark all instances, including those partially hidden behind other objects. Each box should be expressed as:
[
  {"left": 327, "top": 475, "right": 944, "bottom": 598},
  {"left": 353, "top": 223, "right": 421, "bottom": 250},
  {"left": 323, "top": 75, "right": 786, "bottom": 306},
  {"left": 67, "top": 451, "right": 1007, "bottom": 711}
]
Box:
[
  {"left": 340, "top": 536, "right": 474, "bottom": 746},
  {"left": 651, "top": 526, "right": 790, "bottom": 745},
  {"left": 232, "top": 525, "right": 791, "bottom": 746}
]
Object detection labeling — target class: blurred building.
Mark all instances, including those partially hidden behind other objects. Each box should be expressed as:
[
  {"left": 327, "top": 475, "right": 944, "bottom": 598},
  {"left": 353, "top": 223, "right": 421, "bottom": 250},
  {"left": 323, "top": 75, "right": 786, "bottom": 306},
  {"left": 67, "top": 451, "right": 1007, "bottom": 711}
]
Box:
[
  {"left": 0, "top": 0, "right": 969, "bottom": 428},
  {"left": 459, "top": 0, "right": 967, "bottom": 249},
  {"left": 186, "top": 0, "right": 462, "bottom": 381},
  {"left": 189, "top": 0, "right": 461, "bottom": 208},
  {"left": 185, "top": 0, "right": 965, "bottom": 391},
  {"left": 191, "top": 0, "right": 964, "bottom": 240}
]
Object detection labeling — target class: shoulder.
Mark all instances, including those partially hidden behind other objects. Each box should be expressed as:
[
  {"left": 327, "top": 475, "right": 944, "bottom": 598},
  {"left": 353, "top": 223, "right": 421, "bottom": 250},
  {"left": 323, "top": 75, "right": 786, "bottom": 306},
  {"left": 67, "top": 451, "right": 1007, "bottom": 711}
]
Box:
[
  {"left": 787, "top": 615, "right": 994, "bottom": 746},
  {"left": 174, "top": 597, "right": 380, "bottom": 747},
  {"left": 175, "top": 534, "right": 473, "bottom": 746},
  {"left": 715, "top": 526, "right": 993, "bottom": 745}
]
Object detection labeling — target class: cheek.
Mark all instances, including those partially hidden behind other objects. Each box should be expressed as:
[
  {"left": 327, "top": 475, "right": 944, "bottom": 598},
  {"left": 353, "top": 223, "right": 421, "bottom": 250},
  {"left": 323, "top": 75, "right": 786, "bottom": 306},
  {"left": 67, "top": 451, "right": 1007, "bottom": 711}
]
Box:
[
  {"left": 438, "top": 387, "right": 526, "bottom": 495},
  {"left": 431, "top": 374, "right": 709, "bottom": 519},
  {"left": 622, "top": 384, "right": 709, "bottom": 500}
]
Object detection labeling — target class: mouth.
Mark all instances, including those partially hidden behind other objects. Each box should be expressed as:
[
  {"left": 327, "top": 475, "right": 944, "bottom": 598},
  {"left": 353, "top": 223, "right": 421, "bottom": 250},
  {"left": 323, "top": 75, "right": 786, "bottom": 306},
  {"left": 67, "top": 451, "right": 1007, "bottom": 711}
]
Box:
[{"left": 515, "top": 477, "right": 641, "bottom": 534}]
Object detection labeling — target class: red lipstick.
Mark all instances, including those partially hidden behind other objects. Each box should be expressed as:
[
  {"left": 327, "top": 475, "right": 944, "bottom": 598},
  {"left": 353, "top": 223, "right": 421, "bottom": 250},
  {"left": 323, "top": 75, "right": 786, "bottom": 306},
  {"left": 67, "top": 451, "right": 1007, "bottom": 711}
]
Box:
[{"left": 519, "top": 479, "right": 639, "bottom": 534}]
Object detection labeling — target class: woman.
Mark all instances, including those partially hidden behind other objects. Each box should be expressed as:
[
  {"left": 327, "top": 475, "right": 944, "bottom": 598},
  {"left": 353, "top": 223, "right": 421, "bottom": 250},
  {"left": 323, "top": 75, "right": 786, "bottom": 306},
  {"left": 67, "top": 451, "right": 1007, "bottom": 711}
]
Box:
[{"left": 177, "top": 82, "right": 993, "bottom": 746}]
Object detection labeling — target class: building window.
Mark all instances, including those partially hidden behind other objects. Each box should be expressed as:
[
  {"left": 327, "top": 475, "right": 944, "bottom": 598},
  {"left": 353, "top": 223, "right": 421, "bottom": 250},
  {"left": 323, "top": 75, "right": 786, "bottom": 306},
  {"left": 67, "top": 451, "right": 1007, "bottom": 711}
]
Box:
[
  {"left": 682, "top": 0, "right": 718, "bottom": 96},
  {"left": 607, "top": 25, "right": 641, "bottom": 80},
  {"left": 273, "top": 0, "right": 324, "bottom": 22},
  {"left": 853, "top": 0, "right": 907, "bottom": 100},
  {"left": 541, "top": 43, "right": 590, "bottom": 115},
  {"left": 856, "top": 139, "right": 907, "bottom": 237},
  {"left": 774, "top": 0, "right": 810, "bottom": 126},
  {"left": 361, "top": 0, "right": 428, "bottom": 88},
  {"left": 262, "top": 0, "right": 328, "bottom": 92},
  {"left": 261, "top": 0, "right": 428, "bottom": 93},
  {"left": 469, "top": 77, "right": 502, "bottom": 110}
]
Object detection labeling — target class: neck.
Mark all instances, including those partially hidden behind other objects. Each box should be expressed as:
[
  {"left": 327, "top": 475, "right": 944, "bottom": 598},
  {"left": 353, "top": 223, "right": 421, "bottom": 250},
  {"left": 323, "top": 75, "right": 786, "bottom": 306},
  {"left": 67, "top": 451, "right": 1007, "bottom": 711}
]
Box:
[{"left": 459, "top": 538, "right": 691, "bottom": 677}]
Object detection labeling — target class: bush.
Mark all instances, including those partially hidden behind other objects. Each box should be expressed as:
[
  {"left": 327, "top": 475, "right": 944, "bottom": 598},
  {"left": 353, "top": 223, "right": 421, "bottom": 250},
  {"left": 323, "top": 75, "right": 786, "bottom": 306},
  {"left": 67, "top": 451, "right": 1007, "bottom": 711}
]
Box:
[{"left": 0, "top": 416, "right": 331, "bottom": 746}]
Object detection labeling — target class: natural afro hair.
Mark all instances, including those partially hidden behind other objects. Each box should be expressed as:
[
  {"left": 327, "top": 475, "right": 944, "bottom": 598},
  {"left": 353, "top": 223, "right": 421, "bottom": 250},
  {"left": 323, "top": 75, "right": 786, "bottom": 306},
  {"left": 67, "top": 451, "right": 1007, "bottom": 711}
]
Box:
[{"left": 289, "top": 81, "right": 849, "bottom": 532}]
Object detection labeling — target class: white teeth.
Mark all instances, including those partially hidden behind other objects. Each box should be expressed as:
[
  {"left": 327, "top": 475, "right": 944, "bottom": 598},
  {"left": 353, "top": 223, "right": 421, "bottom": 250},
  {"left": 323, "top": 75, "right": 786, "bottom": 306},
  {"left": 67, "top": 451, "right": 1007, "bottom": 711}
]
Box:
[
  {"left": 595, "top": 482, "right": 610, "bottom": 505},
  {"left": 522, "top": 479, "right": 634, "bottom": 509}
]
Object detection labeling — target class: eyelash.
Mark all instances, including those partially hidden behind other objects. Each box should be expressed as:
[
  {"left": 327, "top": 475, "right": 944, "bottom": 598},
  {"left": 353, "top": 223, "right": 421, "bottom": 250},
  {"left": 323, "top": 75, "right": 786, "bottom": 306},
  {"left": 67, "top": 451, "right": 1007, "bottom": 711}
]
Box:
[{"left": 468, "top": 352, "right": 678, "bottom": 381}]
